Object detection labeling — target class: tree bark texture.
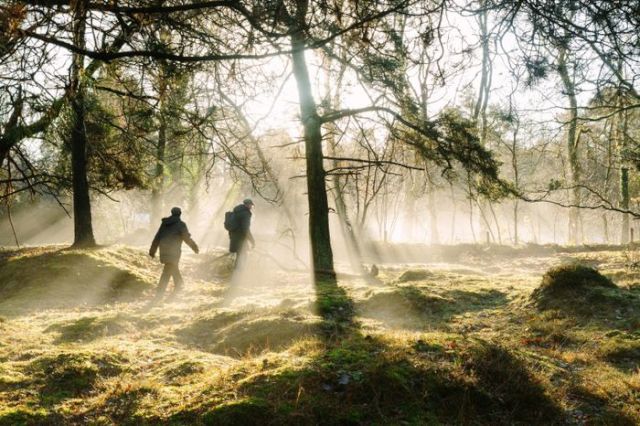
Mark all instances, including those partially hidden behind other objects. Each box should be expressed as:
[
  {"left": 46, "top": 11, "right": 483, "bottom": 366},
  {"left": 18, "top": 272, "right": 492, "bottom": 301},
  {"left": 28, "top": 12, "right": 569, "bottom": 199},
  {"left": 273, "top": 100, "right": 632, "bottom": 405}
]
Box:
[
  {"left": 557, "top": 47, "right": 581, "bottom": 245},
  {"left": 70, "top": 0, "right": 96, "bottom": 248},
  {"left": 291, "top": 31, "right": 335, "bottom": 280}
]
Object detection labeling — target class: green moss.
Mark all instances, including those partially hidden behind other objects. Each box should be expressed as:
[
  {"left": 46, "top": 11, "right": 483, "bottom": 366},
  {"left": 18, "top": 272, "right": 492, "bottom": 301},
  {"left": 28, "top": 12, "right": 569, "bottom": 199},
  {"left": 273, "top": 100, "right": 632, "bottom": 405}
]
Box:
[
  {"left": 29, "top": 351, "right": 124, "bottom": 401},
  {"left": 598, "top": 338, "right": 640, "bottom": 365},
  {"left": 202, "top": 398, "right": 270, "bottom": 425},
  {"left": 460, "top": 341, "right": 563, "bottom": 424},
  {"left": 163, "top": 361, "right": 205, "bottom": 380},
  {"left": 0, "top": 407, "right": 51, "bottom": 426}
]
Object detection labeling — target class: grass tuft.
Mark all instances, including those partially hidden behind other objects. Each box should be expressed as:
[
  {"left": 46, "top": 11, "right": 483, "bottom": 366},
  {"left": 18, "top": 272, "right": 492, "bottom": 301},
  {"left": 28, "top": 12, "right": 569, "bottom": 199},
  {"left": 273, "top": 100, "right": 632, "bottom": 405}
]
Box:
[
  {"left": 396, "top": 269, "right": 434, "bottom": 282},
  {"left": 530, "top": 264, "right": 629, "bottom": 315}
]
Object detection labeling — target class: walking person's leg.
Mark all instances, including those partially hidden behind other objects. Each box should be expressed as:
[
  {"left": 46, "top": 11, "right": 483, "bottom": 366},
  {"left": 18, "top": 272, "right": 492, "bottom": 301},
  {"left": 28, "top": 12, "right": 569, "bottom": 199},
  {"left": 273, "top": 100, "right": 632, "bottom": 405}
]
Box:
[
  {"left": 153, "top": 263, "right": 172, "bottom": 303},
  {"left": 235, "top": 239, "right": 248, "bottom": 270},
  {"left": 171, "top": 263, "right": 184, "bottom": 294}
]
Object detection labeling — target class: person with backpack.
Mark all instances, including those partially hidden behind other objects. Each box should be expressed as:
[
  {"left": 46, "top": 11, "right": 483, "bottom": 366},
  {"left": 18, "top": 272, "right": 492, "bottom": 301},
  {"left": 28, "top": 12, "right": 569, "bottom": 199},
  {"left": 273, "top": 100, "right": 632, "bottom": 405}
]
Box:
[
  {"left": 149, "top": 207, "right": 199, "bottom": 303},
  {"left": 225, "top": 198, "right": 255, "bottom": 269}
]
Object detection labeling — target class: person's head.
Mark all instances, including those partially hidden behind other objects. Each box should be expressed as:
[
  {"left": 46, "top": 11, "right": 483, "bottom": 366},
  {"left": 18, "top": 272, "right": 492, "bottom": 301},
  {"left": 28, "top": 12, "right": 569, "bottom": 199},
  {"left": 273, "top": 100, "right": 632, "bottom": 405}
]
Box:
[
  {"left": 243, "top": 198, "right": 254, "bottom": 210},
  {"left": 170, "top": 206, "right": 182, "bottom": 216}
]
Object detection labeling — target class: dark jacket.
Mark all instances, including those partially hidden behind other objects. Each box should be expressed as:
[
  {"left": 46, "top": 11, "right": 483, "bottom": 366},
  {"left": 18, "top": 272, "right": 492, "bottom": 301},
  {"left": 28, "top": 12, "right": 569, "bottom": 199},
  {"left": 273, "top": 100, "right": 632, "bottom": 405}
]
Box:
[
  {"left": 149, "top": 214, "right": 199, "bottom": 263},
  {"left": 229, "top": 204, "right": 254, "bottom": 253}
]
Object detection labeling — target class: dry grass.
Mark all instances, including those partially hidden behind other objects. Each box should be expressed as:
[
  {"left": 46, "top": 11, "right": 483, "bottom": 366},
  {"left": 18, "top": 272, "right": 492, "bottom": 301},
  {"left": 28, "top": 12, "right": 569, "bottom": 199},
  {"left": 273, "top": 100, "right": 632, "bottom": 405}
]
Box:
[{"left": 0, "top": 244, "right": 639, "bottom": 424}]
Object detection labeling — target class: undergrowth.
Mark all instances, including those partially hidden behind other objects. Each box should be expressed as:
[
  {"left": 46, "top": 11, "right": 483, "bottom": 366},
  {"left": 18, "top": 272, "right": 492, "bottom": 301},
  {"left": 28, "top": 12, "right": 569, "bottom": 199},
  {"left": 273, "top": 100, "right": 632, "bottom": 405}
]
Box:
[{"left": 0, "top": 245, "right": 638, "bottom": 424}]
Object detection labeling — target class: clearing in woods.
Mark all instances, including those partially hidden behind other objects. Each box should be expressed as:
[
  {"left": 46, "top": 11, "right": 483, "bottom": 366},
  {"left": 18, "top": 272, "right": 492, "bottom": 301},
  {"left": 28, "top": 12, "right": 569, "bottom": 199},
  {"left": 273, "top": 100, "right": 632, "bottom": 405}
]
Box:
[{"left": 0, "top": 244, "right": 639, "bottom": 425}]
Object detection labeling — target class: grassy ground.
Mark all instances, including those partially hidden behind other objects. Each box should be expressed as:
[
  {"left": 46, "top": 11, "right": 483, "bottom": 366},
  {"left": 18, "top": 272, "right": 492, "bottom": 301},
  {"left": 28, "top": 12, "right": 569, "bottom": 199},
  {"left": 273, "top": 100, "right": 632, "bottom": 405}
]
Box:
[{"left": 0, "top": 244, "right": 639, "bottom": 425}]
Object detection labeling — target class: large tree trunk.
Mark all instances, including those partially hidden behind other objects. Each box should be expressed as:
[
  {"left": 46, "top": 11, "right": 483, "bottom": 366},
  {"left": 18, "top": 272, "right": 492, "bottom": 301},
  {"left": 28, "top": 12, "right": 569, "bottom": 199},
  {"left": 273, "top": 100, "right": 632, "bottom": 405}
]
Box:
[
  {"left": 557, "top": 46, "right": 581, "bottom": 245},
  {"left": 474, "top": 3, "right": 495, "bottom": 243},
  {"left": 291, "top": 32, "right": 335, "bottom": 280},
  {"left": 70, "top": 0, "right": 96, "bottom": 248}
]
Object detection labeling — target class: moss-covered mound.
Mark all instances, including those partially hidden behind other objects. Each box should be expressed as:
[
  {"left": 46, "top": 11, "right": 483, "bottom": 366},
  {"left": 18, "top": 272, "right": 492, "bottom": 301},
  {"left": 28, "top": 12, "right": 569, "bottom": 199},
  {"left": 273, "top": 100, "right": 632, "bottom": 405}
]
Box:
[
  {"left": 29, "top": 350, "right": 125, "bottom": 400},
  {"left": 358, "top": 286, "right": 453, "bottom": 327},
  {"left": 44, "top": 313, "right": 139, "bottom": 343},
  {"left": 0, "top": 246, "right": 154, "bottom": 315},
  {"left": 176, "top": 308, "right": 320, "bottom": 356},
  {"left": 396, "top": 269, "right": 434, "bottom": 283},
  {"left": 530, "top": 264, "right": 631, "bottom": 314}
]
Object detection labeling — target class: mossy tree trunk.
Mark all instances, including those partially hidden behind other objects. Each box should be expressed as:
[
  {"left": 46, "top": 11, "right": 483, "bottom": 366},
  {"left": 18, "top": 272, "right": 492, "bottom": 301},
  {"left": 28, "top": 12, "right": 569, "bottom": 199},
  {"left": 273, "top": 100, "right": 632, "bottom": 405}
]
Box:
[{"left": 70, "top": 0, "right": 96, "bottom": 248}]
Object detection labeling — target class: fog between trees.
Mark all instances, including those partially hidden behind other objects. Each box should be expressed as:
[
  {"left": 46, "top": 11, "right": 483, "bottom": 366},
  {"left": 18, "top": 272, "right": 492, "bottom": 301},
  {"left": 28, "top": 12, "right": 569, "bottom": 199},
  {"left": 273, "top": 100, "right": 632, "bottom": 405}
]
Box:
[{"left": 1, "top": 0, "right": 639, "bottom": 281}]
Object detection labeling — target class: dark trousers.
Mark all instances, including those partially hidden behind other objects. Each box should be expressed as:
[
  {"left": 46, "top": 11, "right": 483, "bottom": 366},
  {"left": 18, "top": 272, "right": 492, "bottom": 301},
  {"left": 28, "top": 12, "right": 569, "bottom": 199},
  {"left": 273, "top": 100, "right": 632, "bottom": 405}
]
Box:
[
  {"left": 234, "top": 246, "right": 248, "bottom": 270},
  {"left": 229, "top": 233, "right": 248, "bottom": 270},
  {"left": 156, "top": 262, "right": 183, "bottom": 298}
]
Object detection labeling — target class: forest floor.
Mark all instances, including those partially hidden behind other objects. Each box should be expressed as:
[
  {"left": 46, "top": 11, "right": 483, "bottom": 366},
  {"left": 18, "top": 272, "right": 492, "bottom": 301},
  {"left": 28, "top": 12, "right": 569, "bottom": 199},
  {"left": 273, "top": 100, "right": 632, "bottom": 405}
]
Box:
[{"left": 0, "top": 244, "right": 639, "bottom": 425}]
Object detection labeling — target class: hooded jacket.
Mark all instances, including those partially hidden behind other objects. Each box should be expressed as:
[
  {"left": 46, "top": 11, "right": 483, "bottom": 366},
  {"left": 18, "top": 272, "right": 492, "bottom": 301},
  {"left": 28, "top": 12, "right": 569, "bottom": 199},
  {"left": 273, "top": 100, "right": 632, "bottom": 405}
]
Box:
[
  {"left": 229, "top": 203, "right": 254, "bottom": 253},
  {"left": 149, "top": 214, "right": 198, "bottom": 263}
]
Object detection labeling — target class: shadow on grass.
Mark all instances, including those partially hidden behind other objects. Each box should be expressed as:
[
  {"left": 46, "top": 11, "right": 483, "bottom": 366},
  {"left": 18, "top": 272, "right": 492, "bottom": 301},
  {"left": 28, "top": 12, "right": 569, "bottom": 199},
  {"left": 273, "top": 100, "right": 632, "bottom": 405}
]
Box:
[
  {"left": 567, "top": 383, "right": 638, "bottom": 426},
  {"left": 165, "top": 335, "right": 565, "bottom": 425},
  {"left": 27, "top": 351, "right": 124, "bottom": 406},
  {"left": 44, "top": 313, "right": 145, "bottom": 343},
  {"left": 162, "top": 278, "right": 566, "bottom": 425}
]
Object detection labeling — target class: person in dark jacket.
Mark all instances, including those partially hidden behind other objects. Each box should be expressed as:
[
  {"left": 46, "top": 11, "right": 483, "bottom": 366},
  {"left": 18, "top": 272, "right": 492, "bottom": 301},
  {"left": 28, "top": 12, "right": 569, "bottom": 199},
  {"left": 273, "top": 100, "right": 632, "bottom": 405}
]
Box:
[
  {"left": 149, "top": 207, "right": 199, "bottom": 302},
  {"left": 229, "top": 198, "right": 255, "bottom": 269}
]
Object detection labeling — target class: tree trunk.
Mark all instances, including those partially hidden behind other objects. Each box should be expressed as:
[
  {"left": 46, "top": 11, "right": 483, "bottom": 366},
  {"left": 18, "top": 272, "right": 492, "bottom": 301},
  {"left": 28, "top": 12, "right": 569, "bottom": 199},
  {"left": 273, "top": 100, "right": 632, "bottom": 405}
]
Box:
[
  {"left": 428, "top": 187, "right": 440, "bottom": 244},
  {"left": 557, "top": 46, "right": 580, "bottom": 245},
  {"left": 291, "top": 32, "right": 334, "bottom": 280},
  {"left": 322, "top": 50, "right": 367, "bottom": 275},
  {"left": 618, "top": 89, "right": 630, "bottom": 244},
  {"left": 512, "top": 121, "right": 520, "bottom": 245},
  {"left": 70, "top": 0, "right": 96, "bottom": 248},
  {"left": 513, "top": 200, "right": 519, "bottom": 245},
  {"left": 474, "top": 3, "right": 494, "bottom": 244}
]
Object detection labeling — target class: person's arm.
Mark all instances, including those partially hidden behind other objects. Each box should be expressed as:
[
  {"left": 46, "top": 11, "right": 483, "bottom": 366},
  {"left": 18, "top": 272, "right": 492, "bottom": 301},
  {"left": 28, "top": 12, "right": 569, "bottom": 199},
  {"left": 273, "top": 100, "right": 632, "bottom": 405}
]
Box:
[
  {"left": 247, "top": 229, "right": 255, "bottom": 247},
  {"left": 181, "top": 223, "right": 199, "bottom": 253},
  {"left": 149, "top": 226, "right": 162, "bottom": 257}
]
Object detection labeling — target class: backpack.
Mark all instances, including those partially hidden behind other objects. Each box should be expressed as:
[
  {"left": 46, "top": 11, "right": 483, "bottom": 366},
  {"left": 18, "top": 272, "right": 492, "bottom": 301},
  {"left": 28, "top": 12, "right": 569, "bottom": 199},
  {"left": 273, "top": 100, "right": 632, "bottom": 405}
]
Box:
[{"left": 224, "top": 211, "right": 238, "bottom": 231}]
